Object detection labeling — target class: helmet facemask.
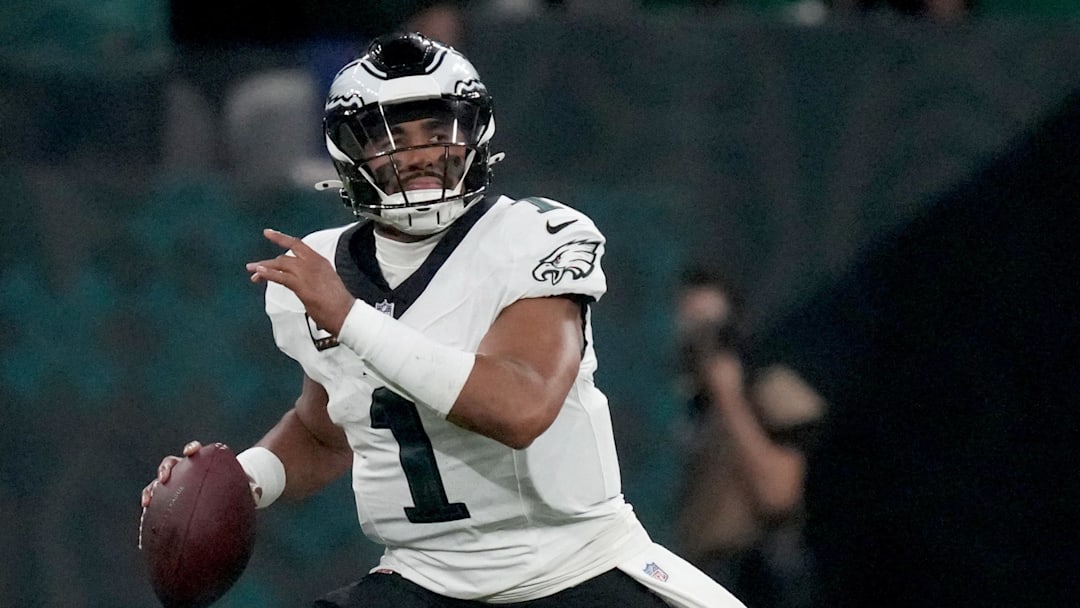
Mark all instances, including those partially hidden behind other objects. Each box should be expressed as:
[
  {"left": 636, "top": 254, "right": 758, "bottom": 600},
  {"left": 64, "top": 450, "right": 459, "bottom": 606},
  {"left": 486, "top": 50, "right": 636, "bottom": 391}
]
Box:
[{"left": 327, "top": 98, "right": 494, "bottom": 235}]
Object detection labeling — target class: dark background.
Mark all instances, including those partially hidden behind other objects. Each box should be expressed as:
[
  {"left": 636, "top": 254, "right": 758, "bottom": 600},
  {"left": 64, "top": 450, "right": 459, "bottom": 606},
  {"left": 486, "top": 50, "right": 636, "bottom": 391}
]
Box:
[{"left": 1, "top": 3, "right": 1077, "bottom": 607}]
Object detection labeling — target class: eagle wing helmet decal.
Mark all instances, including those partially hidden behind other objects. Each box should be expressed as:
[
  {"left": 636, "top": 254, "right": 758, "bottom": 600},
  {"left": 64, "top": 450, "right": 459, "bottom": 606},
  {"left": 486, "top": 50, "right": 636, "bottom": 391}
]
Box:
[{"left": 532, "top": 240, "right": 601, "bottom": 285}]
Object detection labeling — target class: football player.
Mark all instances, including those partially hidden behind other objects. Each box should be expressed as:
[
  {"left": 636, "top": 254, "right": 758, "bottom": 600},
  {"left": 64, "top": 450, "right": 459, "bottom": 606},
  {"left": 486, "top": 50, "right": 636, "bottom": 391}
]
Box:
[{"left": 144, "top": 32, "right": 745, "bottom": 608}]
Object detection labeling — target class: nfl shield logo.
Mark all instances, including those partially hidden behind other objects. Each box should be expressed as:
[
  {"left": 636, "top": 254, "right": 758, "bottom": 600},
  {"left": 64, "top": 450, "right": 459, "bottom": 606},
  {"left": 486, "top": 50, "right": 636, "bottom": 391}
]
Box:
[
  {"left": 643, "top": 562, "right": 669, "bottom": 582},
  {"left": 375, "top": 299, "right": 395, "bottom": 316}
]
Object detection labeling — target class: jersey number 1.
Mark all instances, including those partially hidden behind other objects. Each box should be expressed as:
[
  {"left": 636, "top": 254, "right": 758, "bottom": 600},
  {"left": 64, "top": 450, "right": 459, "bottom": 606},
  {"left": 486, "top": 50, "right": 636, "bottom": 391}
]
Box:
[{"left": 370, "top": 388, "right": 471, "bottom": 523}]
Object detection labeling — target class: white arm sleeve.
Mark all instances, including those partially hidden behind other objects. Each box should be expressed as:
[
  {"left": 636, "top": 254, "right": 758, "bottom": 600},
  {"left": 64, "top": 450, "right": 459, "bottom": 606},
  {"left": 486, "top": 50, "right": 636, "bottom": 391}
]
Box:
[
  {"left": 337, "top": 300, "right": 476, "bottom": 417},
  {"left": 236, "top": 446, "right": 286, "bottom": 509}
]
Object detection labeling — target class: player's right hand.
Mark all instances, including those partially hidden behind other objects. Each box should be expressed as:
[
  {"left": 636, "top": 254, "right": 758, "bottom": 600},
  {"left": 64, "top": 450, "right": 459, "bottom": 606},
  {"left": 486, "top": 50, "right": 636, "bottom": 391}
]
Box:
[{"left": 140, "top": 441, "right": 203, "bottom": 508}]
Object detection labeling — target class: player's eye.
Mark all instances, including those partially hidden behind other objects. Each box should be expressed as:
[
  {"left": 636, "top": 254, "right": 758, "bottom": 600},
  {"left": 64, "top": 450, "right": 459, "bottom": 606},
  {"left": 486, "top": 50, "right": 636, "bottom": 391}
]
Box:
[{"left": 427, "top": 128, "right": 452, "bottom": 143}]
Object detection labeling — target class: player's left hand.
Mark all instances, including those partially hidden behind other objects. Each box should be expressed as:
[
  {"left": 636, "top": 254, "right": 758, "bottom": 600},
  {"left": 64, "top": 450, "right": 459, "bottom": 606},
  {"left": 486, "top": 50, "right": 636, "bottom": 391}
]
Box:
[{"left": 247, "top": 229, "right": 355, "bottom": 335}]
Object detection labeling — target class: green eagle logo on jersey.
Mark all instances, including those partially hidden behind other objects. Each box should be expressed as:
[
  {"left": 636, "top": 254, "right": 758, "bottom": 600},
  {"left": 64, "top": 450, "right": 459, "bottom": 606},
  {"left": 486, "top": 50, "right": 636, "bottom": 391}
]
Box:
[{"left": 533, "top": 240, "right": 601, "bottom": 285}]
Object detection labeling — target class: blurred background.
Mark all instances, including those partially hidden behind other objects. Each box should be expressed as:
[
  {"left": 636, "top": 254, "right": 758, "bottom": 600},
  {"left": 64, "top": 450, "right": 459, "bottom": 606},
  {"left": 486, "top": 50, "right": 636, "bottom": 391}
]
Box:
[{"left": 1, "top": 1, "right": 1077, "bottom": 607}]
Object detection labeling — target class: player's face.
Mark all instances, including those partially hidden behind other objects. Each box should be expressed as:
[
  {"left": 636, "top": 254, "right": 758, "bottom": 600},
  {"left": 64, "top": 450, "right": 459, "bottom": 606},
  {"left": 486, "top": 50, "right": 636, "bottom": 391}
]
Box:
[{"left": 363, "top": 117, "right": 468, "bottom": 195}]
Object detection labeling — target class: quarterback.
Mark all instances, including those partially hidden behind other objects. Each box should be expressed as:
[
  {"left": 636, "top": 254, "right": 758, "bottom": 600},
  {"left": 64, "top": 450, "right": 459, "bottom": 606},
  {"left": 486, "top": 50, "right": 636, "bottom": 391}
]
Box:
[{"left": 144, "top": 32, "right": 745, "bottom": 608}]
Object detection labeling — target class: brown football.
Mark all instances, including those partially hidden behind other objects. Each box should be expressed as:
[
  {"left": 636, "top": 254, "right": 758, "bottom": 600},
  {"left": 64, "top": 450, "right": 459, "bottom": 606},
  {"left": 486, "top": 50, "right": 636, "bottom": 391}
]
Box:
[{"left": 139, "top": 443, "right": 256, "bottom": 608}]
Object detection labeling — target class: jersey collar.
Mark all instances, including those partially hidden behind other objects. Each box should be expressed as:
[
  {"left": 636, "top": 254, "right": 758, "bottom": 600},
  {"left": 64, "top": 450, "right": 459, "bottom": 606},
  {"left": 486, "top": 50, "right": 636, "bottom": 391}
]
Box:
[{"left": 334, "top": 195, "right": 496, "bottom": 319}]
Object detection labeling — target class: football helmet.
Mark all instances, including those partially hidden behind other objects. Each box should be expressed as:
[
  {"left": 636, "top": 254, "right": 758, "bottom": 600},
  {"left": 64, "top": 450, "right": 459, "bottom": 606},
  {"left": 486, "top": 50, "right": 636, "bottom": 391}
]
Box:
[{"left": 321, "top": 32, "right": 498, "bottom": 235}]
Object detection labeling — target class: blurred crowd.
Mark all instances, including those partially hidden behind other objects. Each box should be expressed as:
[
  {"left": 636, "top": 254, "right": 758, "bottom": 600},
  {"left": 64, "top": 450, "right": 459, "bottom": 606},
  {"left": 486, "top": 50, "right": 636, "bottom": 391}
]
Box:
[{"left": 2, "top": 1, "right": 1077, "bottom": 607}]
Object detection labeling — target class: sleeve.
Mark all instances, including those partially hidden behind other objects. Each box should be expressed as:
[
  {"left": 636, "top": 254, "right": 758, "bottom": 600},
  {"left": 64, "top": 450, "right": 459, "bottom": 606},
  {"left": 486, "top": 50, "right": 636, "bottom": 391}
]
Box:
[
  {"left": 263, "top": 226, "right": 351, "bottom": 363},
  {"left": 502, "top": 197, "right": 607, "bottom": 304},
  {"left": 265, "top": 280, "right": 307, "bottom": 361}
]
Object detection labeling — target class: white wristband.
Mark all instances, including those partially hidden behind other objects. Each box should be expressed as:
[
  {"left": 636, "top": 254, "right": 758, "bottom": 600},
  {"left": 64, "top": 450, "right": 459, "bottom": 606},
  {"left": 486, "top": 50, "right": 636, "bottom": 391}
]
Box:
[
  {"left": 236, "top": 447, "right": 286, "bottom": 509},
  {"left": 337, "top": 300, "right": 475, "bottom": 417}
]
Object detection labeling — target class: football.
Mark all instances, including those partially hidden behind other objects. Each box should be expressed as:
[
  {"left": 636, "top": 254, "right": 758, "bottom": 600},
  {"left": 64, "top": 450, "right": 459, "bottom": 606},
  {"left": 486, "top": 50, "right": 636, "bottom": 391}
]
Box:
[{"left": 139, "top": 443, "right": 256, "bottom": 608}]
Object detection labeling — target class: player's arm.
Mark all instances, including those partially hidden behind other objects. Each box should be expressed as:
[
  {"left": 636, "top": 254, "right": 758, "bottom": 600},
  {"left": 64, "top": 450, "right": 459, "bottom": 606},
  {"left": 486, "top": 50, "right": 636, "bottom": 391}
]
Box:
[
  {"left": 251, "top": 373, "right": 352, "bottom": 501},
  {"left": 340, "top": 294, "right": 584, "bottom": 449},
  {"left": 446, "top": 294, "right": 584, "bottom": 449},
  {"left": 247, "top": 229, "right": 586, "bottom": 450}
]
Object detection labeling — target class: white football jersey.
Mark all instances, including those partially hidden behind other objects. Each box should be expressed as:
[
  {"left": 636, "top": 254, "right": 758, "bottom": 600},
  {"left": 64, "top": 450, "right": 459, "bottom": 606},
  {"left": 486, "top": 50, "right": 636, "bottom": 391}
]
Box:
[{"left": 265, "top": 195, "right": 653, "bottom": 600}]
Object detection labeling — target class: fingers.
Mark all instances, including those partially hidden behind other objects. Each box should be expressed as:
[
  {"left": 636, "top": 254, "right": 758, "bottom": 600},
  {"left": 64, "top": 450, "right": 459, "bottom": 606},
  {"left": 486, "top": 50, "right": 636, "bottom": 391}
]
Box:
[
  {"left": 156, "top": 455, "right": 179, "bottom": 483},
  {"left": 247, "top": 265, "right": 290, "bottom": 286},
  {"left": 151, "top": 443, "right": 200, "bottom": 489},
  {"left": 262, "top": 228, "right": 311, "bottom": 257},
  {"left": 246, "top": 229, "right": 327, "bottom": 285},
  {"left": 246, "top": 263, "right": 270, "bottom": 284},
  {"left": 142, "top": 455, "right": 178, "bottom": 507},
  {"left": 143, "top": 442, "right": 203, "bottom": 507},
  {"left": 246, "top": 257, "right": 295, "bottom": 285},
  {"left": 141, "top": 483, "right": 156, "bottom": 507},
  {"left": 244, "top": 228, "right": 300, "bottom": 283},
  {"left": 246, "top": 239, "right": 308, "bottom": 282}
]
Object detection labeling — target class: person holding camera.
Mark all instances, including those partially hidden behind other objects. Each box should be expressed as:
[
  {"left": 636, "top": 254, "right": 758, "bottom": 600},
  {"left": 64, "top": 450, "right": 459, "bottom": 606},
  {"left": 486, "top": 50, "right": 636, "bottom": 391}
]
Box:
[{"left": 672, "top": 267, "right": 824, "bottom": 608}]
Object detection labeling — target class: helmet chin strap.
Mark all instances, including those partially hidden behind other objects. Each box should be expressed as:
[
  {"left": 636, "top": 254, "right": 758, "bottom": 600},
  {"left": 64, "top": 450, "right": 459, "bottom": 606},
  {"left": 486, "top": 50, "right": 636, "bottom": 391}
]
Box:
[
  {"left": 378, "top": 203, "right": 466, "bottom": 236},
  {"left": 316, "top": 179, "right": 478, "bottom": 234}
]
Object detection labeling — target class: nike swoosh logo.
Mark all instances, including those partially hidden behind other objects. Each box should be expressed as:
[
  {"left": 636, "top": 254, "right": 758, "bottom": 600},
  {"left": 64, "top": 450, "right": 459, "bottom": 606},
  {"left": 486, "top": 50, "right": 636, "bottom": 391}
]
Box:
[{"left": 546, "top": 219, "right": 578, "bottom": 234}]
